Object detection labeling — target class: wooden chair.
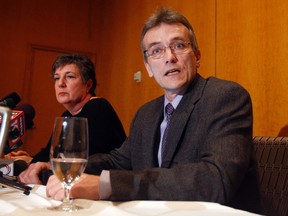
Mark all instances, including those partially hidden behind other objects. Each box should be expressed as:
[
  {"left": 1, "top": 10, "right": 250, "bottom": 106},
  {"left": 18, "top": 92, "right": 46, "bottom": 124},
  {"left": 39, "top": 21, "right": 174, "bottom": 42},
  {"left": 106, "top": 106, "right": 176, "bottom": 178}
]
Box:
[{"left": 253, "top": 136, "right": 288, "bottom": 216}]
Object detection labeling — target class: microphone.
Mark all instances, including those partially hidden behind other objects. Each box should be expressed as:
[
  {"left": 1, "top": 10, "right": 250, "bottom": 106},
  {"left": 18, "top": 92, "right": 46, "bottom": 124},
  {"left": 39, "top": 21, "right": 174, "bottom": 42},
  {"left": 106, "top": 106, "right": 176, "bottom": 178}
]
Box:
[
  {"left": 14, "top": 103, "right": 35, "bottom": 130},
  {"left": 39, "top": 169, "right": 53, "bottom": 185},
  {"left": 0, "top": 171, "right": 31, "bottom": 195},
  {"left": 0, "top": 98, "right": 31, "bottom": 195},
  {"left": 12, "top": 160, "right": 28, "bottom": 176},
  {"left": 0, "top": 159, "right": 28, "bottom": 176},
  {"left": 0, "top": 106, "right": 11, "bottom": 156},
  {"left": 3, "top": 103, "right": 36, "bottom": 154},
  {"left": 4, "top": 110, "right": 25, "bottom": 154},
  {"left": 4, "top": 103, "right": 36, "bottom": 153},
  {"left": 0, "top": 92, "right": 21, "bottom": 109},
  {"left": 0, "top": 92, "right": 24, "bottom": 153}
]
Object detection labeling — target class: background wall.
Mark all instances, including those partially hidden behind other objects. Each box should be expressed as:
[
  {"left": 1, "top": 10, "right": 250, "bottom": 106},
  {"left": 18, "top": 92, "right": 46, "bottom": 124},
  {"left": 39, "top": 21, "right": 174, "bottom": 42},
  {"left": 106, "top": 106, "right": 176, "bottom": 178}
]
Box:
[
  {"left": 217, "top": 0, "right": 288, "bottom": 136},
  {"left": 0, "top": 0, "right": 288, "bottom": 155}
]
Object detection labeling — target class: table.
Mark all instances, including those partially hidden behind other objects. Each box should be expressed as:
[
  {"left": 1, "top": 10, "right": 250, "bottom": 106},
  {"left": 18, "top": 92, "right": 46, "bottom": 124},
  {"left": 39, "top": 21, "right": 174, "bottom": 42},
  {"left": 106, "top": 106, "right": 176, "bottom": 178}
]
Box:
[{"left": 0, "top": 185, "right": 262, "bottom": 216}]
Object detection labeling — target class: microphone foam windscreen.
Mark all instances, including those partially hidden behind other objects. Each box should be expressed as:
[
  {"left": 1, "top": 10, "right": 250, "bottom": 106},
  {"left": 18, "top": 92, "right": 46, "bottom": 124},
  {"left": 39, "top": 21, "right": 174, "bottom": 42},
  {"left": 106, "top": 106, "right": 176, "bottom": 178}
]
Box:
[
  {"left": 0, "top": 92, "right": 21, "bottom": 109},
  {"left": 13, "top": 160, "right": 28, "bottom": 176},
  {"left": 15, "top": 103, "right": 36, "bottom": 129}
]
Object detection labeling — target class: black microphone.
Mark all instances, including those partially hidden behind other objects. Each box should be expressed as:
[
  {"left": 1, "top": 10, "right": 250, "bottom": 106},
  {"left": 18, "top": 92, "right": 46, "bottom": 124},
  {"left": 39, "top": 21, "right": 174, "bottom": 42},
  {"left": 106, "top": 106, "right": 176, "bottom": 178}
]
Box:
[
  {"left": 0, "top": 171, "right": 31, "bottom": 195},
  {"left": 3, "top": 103, "right": 36, "bottom": 154},
  {"left": 13, "top": 160, "right": 28, "bottom": 176},
  {"left": 0, "top": 92, "right": 21, "bottom": 109},
  {"left": 0, "top": 159, "right": 28, "bottom": 176},
  {"left": 3, "top": 110, "right": 25, "bottom": 154},
  {"left": 0, "top": 93, "right": 23, "bottom": 154},
  {"left": 8, "top": 126, "right": 21, "bottom": 140},
  {"left": 39, "top": 169, "right": 53, "bottom": 185},
  {"left": 14, "top": 103, "right": 35, "bottom": 130}
]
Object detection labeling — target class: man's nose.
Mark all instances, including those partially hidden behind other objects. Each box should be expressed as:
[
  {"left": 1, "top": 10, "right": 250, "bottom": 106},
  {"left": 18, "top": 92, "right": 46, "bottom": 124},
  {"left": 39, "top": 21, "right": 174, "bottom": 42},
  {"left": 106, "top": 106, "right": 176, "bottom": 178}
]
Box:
[{"left": 164, "top": 47, "right": 178, "bottom": 63}]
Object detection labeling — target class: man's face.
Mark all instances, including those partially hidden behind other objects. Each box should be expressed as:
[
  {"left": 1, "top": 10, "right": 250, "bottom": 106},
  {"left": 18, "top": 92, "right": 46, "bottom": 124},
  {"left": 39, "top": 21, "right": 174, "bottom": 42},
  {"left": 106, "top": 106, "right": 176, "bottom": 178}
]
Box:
[{"left": 143, "top": 23, "right": 200, "bottom": 98}]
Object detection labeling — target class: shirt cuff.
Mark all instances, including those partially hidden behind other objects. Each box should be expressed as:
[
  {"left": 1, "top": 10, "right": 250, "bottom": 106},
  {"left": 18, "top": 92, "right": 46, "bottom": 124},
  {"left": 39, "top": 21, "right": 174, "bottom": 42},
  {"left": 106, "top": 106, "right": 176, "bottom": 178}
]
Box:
[{"left": 99, "top": 170, "right": 112, "bottom": 200}]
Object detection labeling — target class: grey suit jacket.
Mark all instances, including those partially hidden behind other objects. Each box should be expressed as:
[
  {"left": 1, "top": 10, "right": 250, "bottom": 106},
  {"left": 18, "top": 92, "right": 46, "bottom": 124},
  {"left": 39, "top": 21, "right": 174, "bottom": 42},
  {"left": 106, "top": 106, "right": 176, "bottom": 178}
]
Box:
[{"left": 86, "top": 74, "right": 261, "bottom": 214}]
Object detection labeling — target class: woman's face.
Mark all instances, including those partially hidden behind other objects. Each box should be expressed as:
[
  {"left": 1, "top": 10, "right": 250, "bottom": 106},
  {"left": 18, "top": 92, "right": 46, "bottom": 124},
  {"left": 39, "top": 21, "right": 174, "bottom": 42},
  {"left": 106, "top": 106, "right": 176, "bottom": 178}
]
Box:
[{"left": 53, "top": 64, "right": 91, "bottom": 107}]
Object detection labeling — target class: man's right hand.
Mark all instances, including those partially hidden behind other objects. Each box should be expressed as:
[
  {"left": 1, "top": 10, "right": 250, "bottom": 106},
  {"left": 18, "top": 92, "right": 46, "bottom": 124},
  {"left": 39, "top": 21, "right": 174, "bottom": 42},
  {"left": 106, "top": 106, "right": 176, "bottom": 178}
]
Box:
[{"left": 18, "top": 162, "right": 51, "bottom": 185}]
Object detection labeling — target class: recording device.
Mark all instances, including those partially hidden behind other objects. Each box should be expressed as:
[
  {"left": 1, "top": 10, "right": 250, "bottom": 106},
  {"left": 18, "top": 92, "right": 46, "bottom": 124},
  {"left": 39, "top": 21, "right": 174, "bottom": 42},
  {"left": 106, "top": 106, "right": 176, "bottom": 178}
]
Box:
[
  {"left": 0, "top": 101, "right": 36, "bottom": 177},
  {"left": 0, "top": 93, "right": 36, "bottom": 155},
  {"left": 0, "top": 92, "right": 25, "bottom": 154},
  {"left": 0, "top": 92, "right": 26, "bottom": 176},
  {"left": 0, "top": 106, "right": 10, "bottom": 156},
  {"left": 0, "top": 108, "right": 29, "bottom": 176},
  {"left": 0, "top": 105, "right": 31, "bottom": 195},
  {"left": 15, "top": 103, "right": 35, "bottom": 130},
  {"left": 4, "top": 110, "right": 25, "bottom": 154},
  {"left": 0, "top": 170, "right": 31, "bottom": 195},
  {"left": 0, "top": 93, "right": 26, "bottom": 172},
  {"left": 4, "top": 103, "right": 36, "bottom": 154},
  {"left": 0, "top": 159, "right": 28, "bottom": 176}
]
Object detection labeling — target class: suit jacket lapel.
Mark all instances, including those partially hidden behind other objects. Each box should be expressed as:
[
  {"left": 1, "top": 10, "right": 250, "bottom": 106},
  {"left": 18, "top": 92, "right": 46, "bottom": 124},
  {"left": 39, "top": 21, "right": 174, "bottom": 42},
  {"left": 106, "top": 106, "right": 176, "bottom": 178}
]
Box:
[
  {"left": 141, "top": 97, "right": 164, "bottom": 167},
  {"left": 161, "top": 74, "right": 207, "bottom": 168}
]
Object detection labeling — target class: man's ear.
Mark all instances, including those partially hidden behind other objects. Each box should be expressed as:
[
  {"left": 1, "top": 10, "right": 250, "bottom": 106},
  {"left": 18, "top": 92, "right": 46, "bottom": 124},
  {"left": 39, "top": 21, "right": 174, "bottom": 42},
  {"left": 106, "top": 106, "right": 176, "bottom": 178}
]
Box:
[
  {"left": 144, "top": 61, "right": 154, "bottom": 77},
  {"left": 195, "top": 50, "right": 201, "bottom": 68}
]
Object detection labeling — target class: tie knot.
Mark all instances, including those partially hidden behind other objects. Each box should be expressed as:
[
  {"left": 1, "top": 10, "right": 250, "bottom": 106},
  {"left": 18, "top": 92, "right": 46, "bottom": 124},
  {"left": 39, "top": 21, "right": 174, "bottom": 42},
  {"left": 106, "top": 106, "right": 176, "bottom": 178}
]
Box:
[{"left": 165, "top": 103, "right": 174, "bottom": 117}]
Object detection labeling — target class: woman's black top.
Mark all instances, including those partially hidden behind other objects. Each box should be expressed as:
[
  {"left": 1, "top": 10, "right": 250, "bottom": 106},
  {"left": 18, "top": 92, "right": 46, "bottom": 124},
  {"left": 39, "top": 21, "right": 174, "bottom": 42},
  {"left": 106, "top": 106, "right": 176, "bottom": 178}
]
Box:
[{"left": 31, "top": 98, "right": 126, "bottom": 163}]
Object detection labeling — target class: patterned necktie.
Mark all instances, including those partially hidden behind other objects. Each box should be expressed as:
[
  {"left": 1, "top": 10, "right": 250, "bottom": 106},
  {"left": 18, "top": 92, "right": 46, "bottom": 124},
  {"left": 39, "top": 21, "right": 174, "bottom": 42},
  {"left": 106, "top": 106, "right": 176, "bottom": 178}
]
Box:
[{"left": 161, "top": 103, "right": 175, "bottom": 159}]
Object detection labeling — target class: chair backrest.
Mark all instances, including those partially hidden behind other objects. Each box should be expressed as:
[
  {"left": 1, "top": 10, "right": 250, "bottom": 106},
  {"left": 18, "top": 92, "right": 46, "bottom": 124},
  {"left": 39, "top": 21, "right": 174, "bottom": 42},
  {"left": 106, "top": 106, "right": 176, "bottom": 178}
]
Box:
[{"left": 253, "top": 136, "right": 288, "bottom": 216}]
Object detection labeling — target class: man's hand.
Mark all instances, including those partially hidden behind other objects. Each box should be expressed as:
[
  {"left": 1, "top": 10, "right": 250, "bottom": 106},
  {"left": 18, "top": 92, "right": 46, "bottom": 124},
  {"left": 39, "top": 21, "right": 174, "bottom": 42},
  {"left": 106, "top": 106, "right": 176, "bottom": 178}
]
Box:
[
  {"left": 18, "top": 162, "right": 50, "bottom": 184},
  {"left": 46, "top": 173, "right": 100, "bottom": 201}
]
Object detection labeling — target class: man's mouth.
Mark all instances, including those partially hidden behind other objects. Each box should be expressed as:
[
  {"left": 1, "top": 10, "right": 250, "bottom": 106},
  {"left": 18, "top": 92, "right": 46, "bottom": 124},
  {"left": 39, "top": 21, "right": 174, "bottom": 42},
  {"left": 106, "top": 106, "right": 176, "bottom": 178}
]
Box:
[{"left": 165, "top": 69, "right": 180, "bottom": 76}]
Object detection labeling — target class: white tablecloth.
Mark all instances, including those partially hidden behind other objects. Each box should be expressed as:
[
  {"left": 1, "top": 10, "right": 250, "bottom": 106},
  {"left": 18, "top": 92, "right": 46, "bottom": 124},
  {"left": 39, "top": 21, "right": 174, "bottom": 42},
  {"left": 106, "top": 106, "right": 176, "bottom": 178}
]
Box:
[{"left": 0, "top": 185, "right": 262, "bottom": 216}]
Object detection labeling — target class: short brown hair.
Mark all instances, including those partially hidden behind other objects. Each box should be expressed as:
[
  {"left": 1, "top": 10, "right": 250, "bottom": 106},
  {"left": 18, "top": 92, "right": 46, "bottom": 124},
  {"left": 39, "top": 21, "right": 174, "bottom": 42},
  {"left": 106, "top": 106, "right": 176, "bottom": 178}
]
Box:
[{"left": 141, "top": 7, "right": 199, "bottom": 60}]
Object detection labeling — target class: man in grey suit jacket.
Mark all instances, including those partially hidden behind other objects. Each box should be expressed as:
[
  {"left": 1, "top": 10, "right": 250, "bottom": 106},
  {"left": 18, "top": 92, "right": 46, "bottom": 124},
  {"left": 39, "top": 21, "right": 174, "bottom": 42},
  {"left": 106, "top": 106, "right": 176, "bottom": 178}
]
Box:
[{"left": 46, "top": 7, "right": 261, "bottom": 214}]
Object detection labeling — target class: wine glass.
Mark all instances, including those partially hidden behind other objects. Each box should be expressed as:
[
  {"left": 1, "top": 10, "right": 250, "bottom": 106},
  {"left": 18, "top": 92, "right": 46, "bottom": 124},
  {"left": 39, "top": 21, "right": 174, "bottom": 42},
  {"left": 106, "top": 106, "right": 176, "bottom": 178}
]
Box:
[{"left": 49, "top": 117, "right": 89, "bottom": 212}]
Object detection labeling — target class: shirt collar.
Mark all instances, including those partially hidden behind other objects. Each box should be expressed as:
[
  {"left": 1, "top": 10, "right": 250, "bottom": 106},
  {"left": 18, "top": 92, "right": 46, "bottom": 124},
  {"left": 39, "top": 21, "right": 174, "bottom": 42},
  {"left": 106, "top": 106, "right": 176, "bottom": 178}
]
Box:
[{"left": 164, "top": 95, "right": 183, "bottom": 111}]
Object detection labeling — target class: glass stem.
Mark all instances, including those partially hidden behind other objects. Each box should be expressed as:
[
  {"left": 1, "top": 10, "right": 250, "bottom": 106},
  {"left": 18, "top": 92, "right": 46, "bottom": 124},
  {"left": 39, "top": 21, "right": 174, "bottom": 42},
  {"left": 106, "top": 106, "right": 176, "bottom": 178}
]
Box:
[{"left": 62, "top": 185, "right": 72, "bottom": 206}]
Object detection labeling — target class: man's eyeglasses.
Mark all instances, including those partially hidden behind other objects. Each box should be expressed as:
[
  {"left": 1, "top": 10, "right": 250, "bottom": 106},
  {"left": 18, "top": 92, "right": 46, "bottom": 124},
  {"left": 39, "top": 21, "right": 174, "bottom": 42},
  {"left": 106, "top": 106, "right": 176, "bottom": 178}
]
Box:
[{"left": 144, "top": 42, "right": 191, "bottom": 59}]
